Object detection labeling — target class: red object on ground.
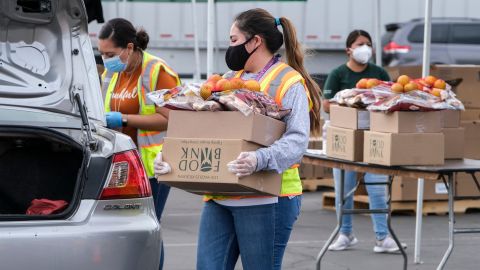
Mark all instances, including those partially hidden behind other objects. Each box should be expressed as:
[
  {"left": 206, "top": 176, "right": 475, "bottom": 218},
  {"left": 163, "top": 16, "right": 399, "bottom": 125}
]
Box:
[{"left": 26, "top": 199, "right": 68, "bottom": 215}]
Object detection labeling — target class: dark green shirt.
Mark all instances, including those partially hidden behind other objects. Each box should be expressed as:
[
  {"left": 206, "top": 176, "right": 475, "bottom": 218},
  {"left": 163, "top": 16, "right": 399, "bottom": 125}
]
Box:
[{"left": 323, "top": 63, "right": 391, "bottom": 99}]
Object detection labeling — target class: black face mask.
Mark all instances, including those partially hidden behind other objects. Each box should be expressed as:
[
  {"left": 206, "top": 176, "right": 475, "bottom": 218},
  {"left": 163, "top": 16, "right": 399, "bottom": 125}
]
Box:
[{"left": 225, "top": 36, "right": 259, "bottom": 71}]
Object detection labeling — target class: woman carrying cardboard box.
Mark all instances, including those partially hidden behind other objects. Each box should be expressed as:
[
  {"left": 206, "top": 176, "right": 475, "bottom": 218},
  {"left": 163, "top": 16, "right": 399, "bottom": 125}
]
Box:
[
  {"left": 323, "top": 30, "right": 406, "bottom": 253},
  {"left": 155, "top": 8, "right": 321, "bottom": 270}
]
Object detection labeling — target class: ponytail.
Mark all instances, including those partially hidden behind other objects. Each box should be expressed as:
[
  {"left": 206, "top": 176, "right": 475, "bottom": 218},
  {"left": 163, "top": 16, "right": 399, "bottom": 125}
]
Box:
[
  {"left": 279, "top": 17, "right": 322, "bottom": 136},
  {"left": 235, "top": 9, "right": 322, "bottom": 135}
]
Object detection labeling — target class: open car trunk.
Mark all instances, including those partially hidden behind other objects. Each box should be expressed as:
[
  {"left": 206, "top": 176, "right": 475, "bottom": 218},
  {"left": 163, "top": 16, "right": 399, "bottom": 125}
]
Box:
[{"left": 0, "top": 126, "right": 86, "bottom": 219}]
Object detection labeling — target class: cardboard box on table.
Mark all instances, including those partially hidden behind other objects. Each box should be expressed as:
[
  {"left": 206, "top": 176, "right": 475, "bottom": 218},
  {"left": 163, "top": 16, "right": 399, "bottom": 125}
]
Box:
[
  {"left": 441, "top": 110, "right": 461, "bottom": 128},
  {"left": 363, "top": 131, "right": 445, "bottom": 166},
  {"left": 330, "top": 105, "right": 370, "bottom": 130},
  {"left": 461, "top": 121, "right": 480, "bottom": 160},
  {"left": 442, "top": 127, "right": 465, "bottom": 159},
  {"left": 326, "top": 126, "right": 364, "bottom": 162},
  {"left": 157, "top": 111, "right": 286, "bottom": 196},
  {"left": 370, "top": 111, "right": 442, "bottom": 133}
]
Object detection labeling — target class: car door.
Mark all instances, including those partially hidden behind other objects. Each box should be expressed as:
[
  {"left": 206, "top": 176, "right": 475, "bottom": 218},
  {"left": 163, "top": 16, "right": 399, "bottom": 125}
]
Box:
[
  {"left": 447, "top": 23, "right": 480, "bottom": 65},
  {"left": 404, "top": 23, "right": 451, "bottom": 65}
]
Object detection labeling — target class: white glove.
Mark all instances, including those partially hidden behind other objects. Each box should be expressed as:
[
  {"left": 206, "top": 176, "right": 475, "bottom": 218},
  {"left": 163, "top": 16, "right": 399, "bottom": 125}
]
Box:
[
  {"left": 227, "top": 152, "right": 257, "bottom": 177},
  {"left": 154, "top": 152, "right": 171, "bottom": 178}
]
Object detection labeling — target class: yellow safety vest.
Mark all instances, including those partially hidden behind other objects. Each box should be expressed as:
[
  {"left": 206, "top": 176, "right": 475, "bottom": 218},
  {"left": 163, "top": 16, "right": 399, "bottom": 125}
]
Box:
[
  {"left": 101, "top": 51, "right": 180, "bottom": 177},
  {"left": 206, "top": 62, "right": 311, "bottom": 200}
]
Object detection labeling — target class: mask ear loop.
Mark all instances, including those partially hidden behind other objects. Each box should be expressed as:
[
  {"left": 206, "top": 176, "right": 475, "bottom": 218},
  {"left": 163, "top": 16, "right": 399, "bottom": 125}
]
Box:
[{"left": 243, "top": 35, "right": 260, "bottom": 56}]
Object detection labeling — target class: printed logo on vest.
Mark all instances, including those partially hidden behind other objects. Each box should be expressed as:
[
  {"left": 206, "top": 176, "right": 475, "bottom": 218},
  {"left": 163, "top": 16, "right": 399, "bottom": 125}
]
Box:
[{"left": 179, "top": 147, "right": 221, "bottom": 172}]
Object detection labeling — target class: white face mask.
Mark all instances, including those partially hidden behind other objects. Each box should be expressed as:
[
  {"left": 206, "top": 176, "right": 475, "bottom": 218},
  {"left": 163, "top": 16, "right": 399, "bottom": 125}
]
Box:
[{"left": 351, "top": 45, "right": 372, "bottom": 64}]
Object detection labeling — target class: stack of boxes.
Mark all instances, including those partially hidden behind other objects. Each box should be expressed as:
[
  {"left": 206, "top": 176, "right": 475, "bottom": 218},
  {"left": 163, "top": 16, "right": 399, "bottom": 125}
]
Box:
[
  {"left": 326, "top": 104, "right": 470, "bottom": 201},
  {"left": 326, "top": 105, "right": 369, "bottom": 162},
  {"left": 158, "top": 111, "right": 286, "bottom": 196},
  {"left": 363, "top": 110, "right": 445, "bottom": 166},
  {"left": 451, "top": 67, "right": 480, "bottom": 197},
  {"left": 364, "top": 110, "right": 448, "bottom": 201},
  {"left": 384, "top": 110, "right": 464, "bottom": 201},
  {"left": 387, "top": 65, "right": 480, "bottom": 198}
]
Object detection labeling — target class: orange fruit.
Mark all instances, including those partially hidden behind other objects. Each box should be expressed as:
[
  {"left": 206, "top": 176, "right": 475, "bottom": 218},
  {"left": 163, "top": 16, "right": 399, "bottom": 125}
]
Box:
[
  {"left": 391, "top": 83, "right": 404, "bottom": 93},
  {"left": 424, "top": 75, "right": 437, "bottom": 87},
  {"left": 200, "top": 83, "right": 214, "bottom": 99},
  {"left": 356, "top": 78, "right": 368, "bottom": 89},
  {"left": 215, "top": 78, "right": 232, "bottom": 91},
  {"left": 397, "top": 75, "right": 410, "bottom": 86},
  {"left": 404, "top": 82, "right": 419, "bottom": 92},
  {"left": 229, "top": 78, "right": 245, "bottom": 90},
  {"left": 431, "top": 88, "right": 443, "bottom": 97},
  {"left": 366, "top": 79, "right": 379, "bottom": 89},
  {"left": 433, "top": 79, "right": 446, "bottom": 90},
  {"left": 207, "top": 74, "right": 223, "bottom": 84},
  {"left": 244, "top": 80, "right": 261, "bottom": 92}
]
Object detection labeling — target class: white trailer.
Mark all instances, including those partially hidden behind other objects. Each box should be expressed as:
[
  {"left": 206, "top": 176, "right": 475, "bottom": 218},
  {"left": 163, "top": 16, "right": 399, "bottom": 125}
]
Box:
[{"left": 88, "top": 0, "right": 480, "bottom": 78}]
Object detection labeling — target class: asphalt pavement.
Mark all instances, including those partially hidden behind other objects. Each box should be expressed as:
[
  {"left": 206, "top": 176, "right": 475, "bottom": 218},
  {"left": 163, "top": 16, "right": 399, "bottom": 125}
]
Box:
[{"left": 162, "top": 188, "right": 480, "bottom": 270}]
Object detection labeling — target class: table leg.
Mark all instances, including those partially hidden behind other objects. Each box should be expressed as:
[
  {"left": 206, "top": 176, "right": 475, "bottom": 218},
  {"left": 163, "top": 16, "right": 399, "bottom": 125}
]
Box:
[
  {"left": 386, "top": 175, "right": 408, "bottom": 270},
  {"left": 316, "top": 169, "right": 345, "bottom": 270},
  {"left": 437, "top": 173, "right": 455, "bottom": 270},
  {"left": 414, "top": 178, "right": 425, "bottom": 264}
]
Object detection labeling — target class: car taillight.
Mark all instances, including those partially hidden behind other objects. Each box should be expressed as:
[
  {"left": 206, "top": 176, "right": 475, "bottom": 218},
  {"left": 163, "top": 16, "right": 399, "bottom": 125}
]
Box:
[
  {"left": 383, "top": 41, "right": 411, "bottom": 54},
  {"left": 99, "top": 150, "right": 152, "bottom": 200}
]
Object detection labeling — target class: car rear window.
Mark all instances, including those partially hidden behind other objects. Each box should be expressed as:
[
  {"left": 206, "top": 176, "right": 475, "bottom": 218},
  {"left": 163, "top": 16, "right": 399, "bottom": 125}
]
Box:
[
  {"left": 449, "top": 24, "right": 480, "bottom": 45},
  {"left": 408, "top": 24, "right": 449, "bottom": 44}
]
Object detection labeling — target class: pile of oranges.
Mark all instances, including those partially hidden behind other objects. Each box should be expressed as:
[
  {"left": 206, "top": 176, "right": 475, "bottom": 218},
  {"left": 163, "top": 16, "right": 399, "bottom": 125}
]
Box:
[
  {"left": 200, "top": 74, "right": 261, "bottom": 100},
  {"left": 355, "top": 78, "right": 380, "bottom": 89},
  {"left": 390, "top": 75, "right": 446, "bottom": 96},
  {"left": 355, "top": 75, "right": 447, "bottom": 97}
]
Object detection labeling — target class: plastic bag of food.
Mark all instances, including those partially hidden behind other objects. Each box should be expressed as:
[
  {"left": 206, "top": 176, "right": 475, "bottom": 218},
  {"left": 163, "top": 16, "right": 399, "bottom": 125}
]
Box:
[
  {"left": 147, "top": 83, "right": 207, "bottom": 110},
  {"left": 192, "top": 100, "right": 223, "bottom": 112},
  {"left": 211, "top": 89, "right": 291, "bottom": 119},
  {"left": 329, "top": 88, "right": 377, "bottom": 108},
  {"left": 367, "top": 89, "right": 464, "bottom": 112}
]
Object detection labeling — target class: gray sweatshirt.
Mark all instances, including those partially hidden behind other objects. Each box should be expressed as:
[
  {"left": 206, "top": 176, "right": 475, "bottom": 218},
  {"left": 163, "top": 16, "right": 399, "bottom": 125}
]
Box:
[{"left": 239, "top": 72, "right": 310, "bottom": 174}]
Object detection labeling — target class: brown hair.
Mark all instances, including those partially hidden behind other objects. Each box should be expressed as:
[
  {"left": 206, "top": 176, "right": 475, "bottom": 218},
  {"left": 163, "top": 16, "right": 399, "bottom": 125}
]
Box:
[
  {"left": 99, "top": 18, "right": 149, "bottom": 51},
  {"left": 346, "top": 29, "right": 372, "bottom": 48},
  {"left": 235, "top": 9, "right": 322, "bottom": 135}
]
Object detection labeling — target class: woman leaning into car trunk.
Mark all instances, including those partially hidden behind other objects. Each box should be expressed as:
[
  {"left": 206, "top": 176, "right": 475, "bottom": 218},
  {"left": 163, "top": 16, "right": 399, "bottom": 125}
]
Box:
[{"left": 98, "top": 18, "right": 180, "bottom": 270}]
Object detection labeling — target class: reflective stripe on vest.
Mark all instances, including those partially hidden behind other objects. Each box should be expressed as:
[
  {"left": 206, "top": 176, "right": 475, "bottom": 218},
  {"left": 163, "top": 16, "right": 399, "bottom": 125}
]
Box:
[
  {"left": 101, "top": 51, "right": 180, "bottom": 177},
  {"left": 208, "top": 62, "right": 307, "bottom": 199}
]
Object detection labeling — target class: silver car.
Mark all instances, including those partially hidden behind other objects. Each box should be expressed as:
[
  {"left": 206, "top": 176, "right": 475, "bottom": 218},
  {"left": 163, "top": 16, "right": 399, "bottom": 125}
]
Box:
[
  {"left": 382, "top": 17, "right": 480, "bottom": 66},
  {"left": 0, "top": 0, "right": 161, "bottom": 269}
]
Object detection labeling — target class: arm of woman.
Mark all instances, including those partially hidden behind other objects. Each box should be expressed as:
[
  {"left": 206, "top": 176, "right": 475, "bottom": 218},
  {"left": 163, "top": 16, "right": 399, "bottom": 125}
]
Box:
[
  {"left": 254, "top": 82, "right": 310, "bottom": 174},
  {"left": 124, "top": 68, "right": 178, "bottom": 131}
]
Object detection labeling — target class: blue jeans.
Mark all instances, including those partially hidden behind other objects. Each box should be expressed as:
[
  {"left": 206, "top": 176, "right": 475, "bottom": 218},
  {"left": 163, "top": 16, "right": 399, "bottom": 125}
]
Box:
[
  {"left": 149, "top": 179, "right": 171, "bottom": 270},
  {"left": 273, "top": 196, "right": 302, "bottom": 269},
  {"left": 333, "top": 169, "right": 388, "bottom": 240},
  {"left": 197, "top": 196, "right": 301, "bottom": 270}
]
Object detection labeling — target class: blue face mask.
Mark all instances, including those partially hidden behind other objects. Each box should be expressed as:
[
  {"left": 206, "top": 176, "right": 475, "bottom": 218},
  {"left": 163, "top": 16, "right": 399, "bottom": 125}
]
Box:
[{"left": 103, "top": 50, "right": 127, "bottom": 72}]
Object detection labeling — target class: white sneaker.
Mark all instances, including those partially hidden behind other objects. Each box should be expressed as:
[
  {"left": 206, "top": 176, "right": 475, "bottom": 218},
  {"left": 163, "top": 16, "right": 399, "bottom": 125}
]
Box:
[
  {"left": 373, "top": 236, "right": 407, "bottom": 253},
  {"left": 328, "top": 234, "right": 359, "bottom": 251}
]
